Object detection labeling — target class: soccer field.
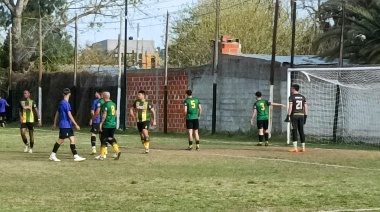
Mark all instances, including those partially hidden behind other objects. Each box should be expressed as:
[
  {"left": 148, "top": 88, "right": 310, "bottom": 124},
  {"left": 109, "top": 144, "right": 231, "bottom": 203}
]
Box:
[{"left": 1, "top": 126, "right": 380, "bottom": 212}]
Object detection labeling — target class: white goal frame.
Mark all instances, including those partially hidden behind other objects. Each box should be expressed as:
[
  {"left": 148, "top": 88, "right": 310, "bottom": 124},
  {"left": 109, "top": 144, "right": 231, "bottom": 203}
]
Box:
[{"left": 287, "top": 66, "right": 380, "bottom": 145}]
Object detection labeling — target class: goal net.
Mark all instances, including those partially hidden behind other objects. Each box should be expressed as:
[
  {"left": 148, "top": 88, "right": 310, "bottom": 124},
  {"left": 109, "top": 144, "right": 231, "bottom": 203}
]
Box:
[{"left": 287, "top": 67, "right": 380, "bottom": 146}]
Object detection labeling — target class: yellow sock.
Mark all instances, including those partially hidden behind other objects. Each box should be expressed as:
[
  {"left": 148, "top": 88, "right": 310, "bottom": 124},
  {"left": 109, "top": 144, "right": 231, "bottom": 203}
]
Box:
[
  {"left": 112, "top": 143, "right": 120, "bottom": 153},
  {"left": 100, "top": 146, "right": 106, "bottom": 158}
]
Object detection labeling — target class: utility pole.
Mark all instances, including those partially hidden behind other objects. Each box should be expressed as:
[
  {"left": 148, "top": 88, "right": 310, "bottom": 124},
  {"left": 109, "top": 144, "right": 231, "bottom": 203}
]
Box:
[
  {"left": 74, "top": 14, "right": 78, "bottom": 87},
  {"left": 117, "top": 10, "right": 123, "bottom": 129},
  {"left": 212, "top": 0, "right": 220, "bottom": 134},
  {"left": 136, "top": 23, "right": 139, "bottom": 67},
  {"left": 121, "top": 0, "right": 128, "bottom": 130},
  {"left": 38, "top": 17, "right": 43, "bottom": 120},
  {"left": 290, "top": 0, "right": 297, "bottom": 68},
  {"left": 269, "top": 0, "right": 280, "bottom": 138},
  {"left": 164, "top": 11, "right": 169, "bottom": 133},
  {"left": 8, "top": 28, "right": 13, "bottom": 121}
]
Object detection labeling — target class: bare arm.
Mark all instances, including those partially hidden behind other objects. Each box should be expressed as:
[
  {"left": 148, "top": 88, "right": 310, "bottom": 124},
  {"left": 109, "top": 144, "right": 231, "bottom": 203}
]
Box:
[
  {"left": 271, "top": 102, "right": 286, "bottom": 108},
  {"left": 151, "top": 108, "right": 156, "bottom": 126},
  {"left": 287, "top": 103, "right": 293, "bottom": 116},
  {"left": 184, "top": 105, "right": 188, "bottom": 116},
  {"left": 251, "top": 109, "right": 257, "bottom": 125},
  {"left": 99, "top": 110, "right": 107, "bottom": 132},
  {"left": 68, "top": 111, "right": 80, "bottom": 130},
  {"left": 129, "top": 108, "right": 136, "bottom": 119},
  {"left": 198, "top": 104, "right": 202, "bottom": 118},
  {"left": 52, "top": 112, "right": 59, "bottom": 130},
  {"left": 304, "top": 103, "right": 308, "bottom": 115},
  {"left": 34, "top": 107, "right": 42, "bottom": 126}
]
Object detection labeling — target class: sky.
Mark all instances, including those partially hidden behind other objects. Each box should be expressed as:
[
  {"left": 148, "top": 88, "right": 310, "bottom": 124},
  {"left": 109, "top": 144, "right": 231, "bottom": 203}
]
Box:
[{"left": 67, "top": 0, "right": 197, "bottom": 49}]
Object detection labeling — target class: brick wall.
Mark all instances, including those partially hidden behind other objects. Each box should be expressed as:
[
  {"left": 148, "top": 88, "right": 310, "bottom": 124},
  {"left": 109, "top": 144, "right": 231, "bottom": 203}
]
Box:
[{"left": 126, "top": 70, "right": 188, "bottom": 132}]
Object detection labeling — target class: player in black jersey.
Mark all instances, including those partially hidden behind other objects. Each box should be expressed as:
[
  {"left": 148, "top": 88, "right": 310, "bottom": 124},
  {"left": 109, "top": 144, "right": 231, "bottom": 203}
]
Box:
[{"left": 284, "top": 84, "right": 308, "bottom": 153}]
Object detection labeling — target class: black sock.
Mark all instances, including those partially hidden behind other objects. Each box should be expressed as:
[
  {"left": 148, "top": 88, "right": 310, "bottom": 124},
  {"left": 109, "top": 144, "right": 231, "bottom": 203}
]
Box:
[
  {"left": 23, "top": 139, "right": 28, "bottom": 145},
  {"left": 258, "top": 135, "right": 263, "bottom": 142},
  {"left": 52, "top": 143, "right": 60, "bottom": 153},
  {"left": 189, "top": 141, "right": 193, "bottom": 146},
  {"left": 196, "top": 140, "right": 200, "bottom": 145},
  {"left": 70, "top": 144, "right": 78, "bottom": 155},
  {"left": 30, "top": 141, "right": 34, "bottom": 149},
  {"left": 91, "top": 136, "right": 96, "bottom": 147},
  {"left": 264, "top": 133, "right": 269, "bottom": 142}
]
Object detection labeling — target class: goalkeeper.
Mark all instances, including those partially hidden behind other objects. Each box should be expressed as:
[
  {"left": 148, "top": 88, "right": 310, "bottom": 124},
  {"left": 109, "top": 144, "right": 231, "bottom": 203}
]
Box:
[{"left": 284, "top": 84, "right": 308, "bottom": 153}]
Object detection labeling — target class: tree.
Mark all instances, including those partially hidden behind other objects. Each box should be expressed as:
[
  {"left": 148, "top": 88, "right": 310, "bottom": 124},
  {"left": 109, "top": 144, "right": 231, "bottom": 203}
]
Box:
[
  {"left": 315, "top": 0, "right": 380, "bottom": 63},
  {"left": 0, "top": 0, "right": 142, "bottom": 72},
  {"left": 168, "top": 0, "right": 317, "bottom": 67}
]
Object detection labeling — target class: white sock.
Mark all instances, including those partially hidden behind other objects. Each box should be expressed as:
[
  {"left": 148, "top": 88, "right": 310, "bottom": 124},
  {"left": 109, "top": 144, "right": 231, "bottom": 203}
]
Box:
[
  {"left": 74, "top": 154, "right": 79, "bottom": 158},
  {"left": 293, "top": 141, "right": 298, "bottom": 149},
  {"left": 302, "top": 143, "right": 305, "bottom": 149},
  {"left": 51, "top": 152, "right": 56, "bottom": 157},
  {"left": 92, "top": 146, "right": 96, "bottom": 150}
]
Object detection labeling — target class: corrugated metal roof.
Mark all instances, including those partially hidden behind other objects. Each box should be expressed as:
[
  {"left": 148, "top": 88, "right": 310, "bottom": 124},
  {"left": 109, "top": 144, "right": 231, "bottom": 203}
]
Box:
[{"left": 238, "top": 54, "right": 346, "bottom": 65}]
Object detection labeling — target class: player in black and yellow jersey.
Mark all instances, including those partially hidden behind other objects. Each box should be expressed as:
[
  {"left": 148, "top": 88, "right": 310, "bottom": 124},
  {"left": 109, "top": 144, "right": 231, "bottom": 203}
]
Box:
[
  {"left": 130, "top": 90, "right": 156, "bottom": 153},
  {"left": 19, "top": 90, "right": 42, "bottom": 153},
  {"left": 284, "top": 84, "right": 308, "bottom": 153}
]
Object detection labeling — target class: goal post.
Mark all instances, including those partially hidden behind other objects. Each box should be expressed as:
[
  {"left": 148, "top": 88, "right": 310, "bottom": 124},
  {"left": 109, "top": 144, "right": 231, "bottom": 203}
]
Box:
[{"left": 287, "top": 66, "right": 380, "bottom": 146}]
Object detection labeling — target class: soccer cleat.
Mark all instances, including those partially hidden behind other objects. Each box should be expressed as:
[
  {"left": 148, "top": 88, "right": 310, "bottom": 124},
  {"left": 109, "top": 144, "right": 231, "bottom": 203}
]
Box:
[
  {"left": 28, "top": 148, "right": 33, "bottom": 154},
  {"left": 256, "top": 142, "right": 263, "bottom": 146},
  {"left": 90, "top": 149, "right": 97, "bottom": 155},
  {"left": 112, "top": 153, "right": 118, "bottom": 158},
  {"left": 288, "top": 149, "right": 298, "bottom": 153},
  {"left": 95, "top": 155, "right": 104, "bottom": 160},
  {"left": 74, "top": 155, "right": 86, "bottom": 162},
  {"left": 49, "top": 155, "right": 61, "bottom": 162},
  {"left": 300, "top": 148, "right": 306, "bottom": 152},
  {"left": 114, "top": 152, "right": 121, "bottom": 160},
  {"left": 145, "top": 149, "right": 150, "bottom": 154},
  {"left": 186, "top": 147, "right": 193, "bottom": 151},
  {"left": 24, "top": 146, "right": 29, "bottom": 153},
  {"left": 196, "top": 146, "right": 200, "bottom": 151},
  {"left": 265, "top": 141, "right": 269, "bottom": 146}
]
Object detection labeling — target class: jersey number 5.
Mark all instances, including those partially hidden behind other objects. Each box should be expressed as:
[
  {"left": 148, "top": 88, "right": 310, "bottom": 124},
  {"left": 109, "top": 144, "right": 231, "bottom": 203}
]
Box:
[{"left": 190, "top": 100, "right": 196, "bottom": 109}]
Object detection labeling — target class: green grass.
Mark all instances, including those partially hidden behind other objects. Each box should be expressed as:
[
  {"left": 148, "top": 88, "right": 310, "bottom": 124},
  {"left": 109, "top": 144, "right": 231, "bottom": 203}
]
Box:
[{"left": 1, "top": 124, "right": 380, "bottom": 212}]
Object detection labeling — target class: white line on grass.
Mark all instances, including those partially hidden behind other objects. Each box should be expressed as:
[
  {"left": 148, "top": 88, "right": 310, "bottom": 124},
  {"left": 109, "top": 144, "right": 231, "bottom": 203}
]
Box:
[
  {"left": 319, "top": 208, "right": 380, "bottom": 212},
  {"left": 209, "top": 153, "right": 380, "bottom": 172}
]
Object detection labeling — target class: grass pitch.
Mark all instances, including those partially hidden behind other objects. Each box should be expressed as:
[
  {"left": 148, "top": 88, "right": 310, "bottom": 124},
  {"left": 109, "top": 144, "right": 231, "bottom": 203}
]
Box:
[{"left": 1, "top": 125, "right": 380, "bottom": 212}]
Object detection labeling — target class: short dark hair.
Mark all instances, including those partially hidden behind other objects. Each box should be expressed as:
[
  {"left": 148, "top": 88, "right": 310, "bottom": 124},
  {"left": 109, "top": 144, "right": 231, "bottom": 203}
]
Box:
[
  {"left": 255, "top": 91, "right": 262, "bottom": 97},
  {"left": 63, "top": 88, "right": 71, "bottom": 95},
  {"left": 186, "top": 90, "right": 192, "bottom": 96},
  {"left": 292, "top": 84, "right": 300, "bottom": 91},
  {"left": 138, "top": 90, "right": 145, "bottom": 95},
  {"left": 96, "top": 89, "right": 103, "bottom": 94}
]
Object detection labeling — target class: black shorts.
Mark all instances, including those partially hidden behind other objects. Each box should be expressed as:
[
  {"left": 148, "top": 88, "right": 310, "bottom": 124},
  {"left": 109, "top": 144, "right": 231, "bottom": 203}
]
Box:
[
  {"left": 256, "top": 120, "right": 269, "bottom": 130},
  {"left": 291, "top": 115, "right": 304, "bottom": 131},
  {"left": 186, "top": 119, "right": 199, "bottom": 130},
  {"left": 137, "top": 121, "right": 150, "bottom": 132},
  {"left": 90, "top": 123, "right": 100, "bottom": 134},
  {"left": 20, "top": 123, "right": 34, "bottom": 130},
  {"left": 59, "top": 128, "right": 74, "bottom": 139},
  {"left": 0, "top": 112, "right": 6, "bottom": 119},
  {"left": 101, "top": 128, "right": 116, "bottom": 141}
]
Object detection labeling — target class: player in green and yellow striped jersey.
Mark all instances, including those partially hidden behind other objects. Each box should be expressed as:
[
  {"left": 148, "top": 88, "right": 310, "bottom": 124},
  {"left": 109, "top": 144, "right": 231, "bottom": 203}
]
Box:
[
  {"left": 130, "top": 90, "right": 156, "bottom": 154},
  {"left": 19, "top": 90, "right": 42, "bottom": 153}
]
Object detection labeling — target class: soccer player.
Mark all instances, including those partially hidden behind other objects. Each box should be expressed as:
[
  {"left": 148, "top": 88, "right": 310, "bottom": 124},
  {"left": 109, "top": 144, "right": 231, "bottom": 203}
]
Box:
[
  {"left": 49, "top": 88, "right": 86, "bottom": 162},
  {"left": 19, "top": 90, "right": 42, "bottom": 153},
  {"left": 184, "top": 90, "right": 202, "bottom": 150},
  {"left": 92, "top": 90, "right": 109, "bottom": 157},
  {"left": 95, "top": 91, "right": 121, "bottom": 160},
  {"left": 250, "top": 91, "right": 286, "bottom": 146},
  {"left": 130, "top": 90, "right": 156, "bottom": 154},
  {"left": 0, "top": 95, "right": 9, "bottom": 127},
  {"left": 284, "top": 84, "right": 308, "bottom": 153},
  {"left": 89, "top": 89, "right": 102, "bottom": 155}
]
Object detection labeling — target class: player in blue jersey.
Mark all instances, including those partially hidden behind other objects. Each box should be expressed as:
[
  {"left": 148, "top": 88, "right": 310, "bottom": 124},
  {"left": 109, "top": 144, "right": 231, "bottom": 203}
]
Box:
[
  {"left": 89, "top": 89, "right": 102, "bottom": 155},
  {"left": 49, "top": 88, "right": 86, "bottom": 162}
]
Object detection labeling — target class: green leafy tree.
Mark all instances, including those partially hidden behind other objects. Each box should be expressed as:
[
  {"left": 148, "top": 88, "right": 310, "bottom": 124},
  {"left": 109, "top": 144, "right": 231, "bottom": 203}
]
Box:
[
  {"left": 315, "top": 0, "right": 380, "bottom": 63},
  {"left": 169, "top": 0, "right": 317, "bottom": 67},
  {"left": 0, "top": 0, "right": 142, "bottom": 72}
]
